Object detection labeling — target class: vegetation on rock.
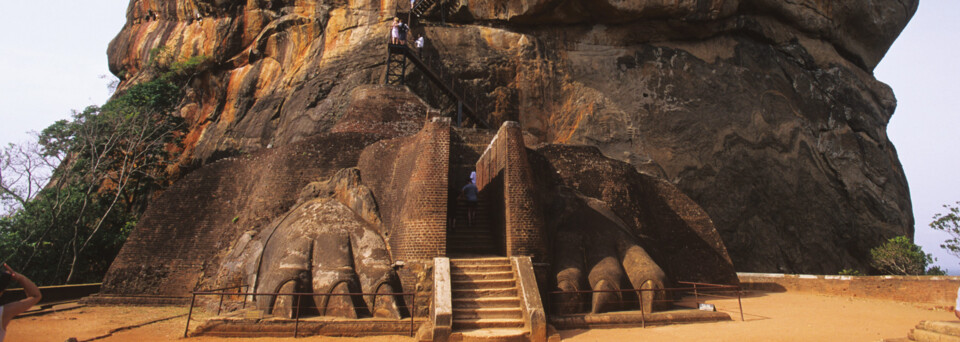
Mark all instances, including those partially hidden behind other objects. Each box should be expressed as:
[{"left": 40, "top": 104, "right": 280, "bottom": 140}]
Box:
[{"left": 0, "top": 53, "right": 206, "bottom": 285}]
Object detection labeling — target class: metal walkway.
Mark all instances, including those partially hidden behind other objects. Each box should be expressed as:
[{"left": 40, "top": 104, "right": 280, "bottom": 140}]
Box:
[{"left": 384, "top": 43, "right": 489, "bottom": 129}]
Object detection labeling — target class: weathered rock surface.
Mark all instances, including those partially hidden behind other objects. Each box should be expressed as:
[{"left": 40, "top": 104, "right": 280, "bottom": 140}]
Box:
[{"left": 106, "top": 0, "right": 918, "bottom": 273}]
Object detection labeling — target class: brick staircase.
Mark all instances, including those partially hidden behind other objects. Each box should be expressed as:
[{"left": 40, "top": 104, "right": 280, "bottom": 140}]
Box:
[
  {"left": 448, "top": 195, "right": 498, "bottom": 257},
  {"left": 448, "top": 129, "right": 499, "bottom": 257},
  {"left": 449, "top": 257, "right": 528, "bottom": 341},
  {"left": 906, "top": 321, "right": 960, "bottom": 342}
]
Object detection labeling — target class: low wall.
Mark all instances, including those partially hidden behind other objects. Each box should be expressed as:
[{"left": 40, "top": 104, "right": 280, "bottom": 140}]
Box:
[{"left": 738, "top": 272, "right": 960, "bottom": 308}]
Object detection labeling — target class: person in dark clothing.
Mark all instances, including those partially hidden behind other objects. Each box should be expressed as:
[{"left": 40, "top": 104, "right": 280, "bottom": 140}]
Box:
[
  {"left": 397, "top": 19, "right": 409, "bottom": 45},
  {"left": 461, "top": 177, "right": 478, "bottom": 227}
]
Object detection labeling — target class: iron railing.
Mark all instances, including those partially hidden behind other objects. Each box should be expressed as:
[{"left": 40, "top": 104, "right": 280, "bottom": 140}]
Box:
[
  {"left": 184, "top": 287, "right": 418, "bottom": 338},
  {"left": 548, "top": 281, "right": 744, "bottom": 327}
]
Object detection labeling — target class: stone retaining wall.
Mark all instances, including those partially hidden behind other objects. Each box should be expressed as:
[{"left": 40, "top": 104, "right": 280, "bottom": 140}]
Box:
[{"left": 738, "top": 272, "right": 960, "bottom": 308}]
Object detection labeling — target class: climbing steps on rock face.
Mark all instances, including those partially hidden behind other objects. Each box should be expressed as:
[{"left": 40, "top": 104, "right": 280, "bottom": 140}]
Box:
[
  {"left": 448, "top": 129, "right": 499, "bottom": 257},
  {"left": 448, "top": 195, "right": 498, "bottom": 257},
  {"left": 907, "top": 321, "right": 960, "bottom": 342},
  {"left": 449, "top": 258, "right": 528, "bottom": 341},
  {"left": 411, "top": 0, "right": 458, "bottom": 18}
]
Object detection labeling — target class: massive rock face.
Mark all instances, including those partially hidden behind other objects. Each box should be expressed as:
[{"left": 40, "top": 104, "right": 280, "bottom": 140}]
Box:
[{"left": 107, "top": 0, "right": 918, "bottom": 273}]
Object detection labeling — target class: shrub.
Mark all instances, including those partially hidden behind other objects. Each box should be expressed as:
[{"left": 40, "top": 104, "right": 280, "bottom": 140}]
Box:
[{"left": 870, "top": 236, "right": 934, "bottom": 275}]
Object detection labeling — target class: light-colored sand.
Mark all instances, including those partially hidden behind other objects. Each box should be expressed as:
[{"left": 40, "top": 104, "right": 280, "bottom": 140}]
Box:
[
  {"left": 561, "top": 292, "right": 954, "bottom": 342},
  {"left": 7, "top": 291, "right": 954, "bottom": 341}
]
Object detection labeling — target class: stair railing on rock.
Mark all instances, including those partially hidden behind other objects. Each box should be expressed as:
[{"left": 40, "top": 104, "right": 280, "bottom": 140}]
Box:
[
  {"left": 183, "top": 288, "right": 418, "bottom": 338},
  {"left": 547, "top": 281, "right": 744, "bottom": 328},
  {"left": 386, "top": 0, "right": 488, "bottom": 129}
]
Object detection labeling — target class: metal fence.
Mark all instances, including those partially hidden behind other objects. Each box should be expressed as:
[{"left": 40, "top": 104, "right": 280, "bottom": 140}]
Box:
[
  {"left": 183, "top": 286, "right": 418, "bottom": 338},
  {"left": 548, "top": 281, "right": 744, "bottom": 327}
]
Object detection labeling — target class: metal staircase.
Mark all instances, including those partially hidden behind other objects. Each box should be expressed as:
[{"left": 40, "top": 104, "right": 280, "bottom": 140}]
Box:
[
  {"left": 383, "top": 43, "right": 489, "bottom": 129},
  {"left": 411, "top": 0, "right": 459, "bottom": 20}
]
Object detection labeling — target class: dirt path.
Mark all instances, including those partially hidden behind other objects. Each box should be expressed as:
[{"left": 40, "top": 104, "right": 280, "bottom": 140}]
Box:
[
  {"left": 561, "top": 292, "right": 954, "bottom": 341},
  {"left": 8, "top": 291, "right": 953, "bottom": 341}
]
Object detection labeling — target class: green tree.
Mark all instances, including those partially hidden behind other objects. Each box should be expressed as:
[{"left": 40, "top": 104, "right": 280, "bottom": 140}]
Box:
[
  {"left": 930, "top": 201, "right": 960, "bottom": 262},
  {"left": 0, "top": 51, "right": 204, "bottom": 284},
  {"left": 870, "top": 236, "right": 935, "bottom": 275}
]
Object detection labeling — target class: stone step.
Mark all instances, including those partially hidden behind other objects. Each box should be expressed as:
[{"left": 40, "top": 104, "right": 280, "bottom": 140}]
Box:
[
  {"left": 448, "top": 248, "right": 500, "bottom": 255},
  {"left": 453, "top": 278, "right": 517, "bottom": 289},
  {"left": 910, "top": 328, "right": 960, "bottom": 342},
  {"left": 448, "top": 230, "right": 495, "bottom": 236},
  {"left": 453, "top": 212, "right": 490, "bottom": 217},
  {"left": 449, "top": 240, "right": 495, "bottom": 246},
  {"left": 454, "top": 207, "right": 488, "bottom": 212},
  {"left": 448, "top": 231, "right": 494, "bottom": 237},
  {"left": 450, "top": 328, "right": 528, "bottom": 342},
  {"left": 450, "top": 228, "right": 493, "bottom": 234},
  {"left": 452, "top": 271, "right": 514, "bottom": 281},
  {"left": 450, "top": 257, "right": 510, "bottom": 265},
  {"left": 448, "top": 235, "right": 496, "bottom": 240},
  {"left": 453, "top": 211, "right": 488, "bottom": 216},
  {"left": 918, "top": 321, "right": 960, "bottom": 337},
  {"left": 454, "top": 318, "right": 525, "bottom": 329},
  {"left": 451, "top": 264, "right": 512, "bottom": 273},
  {"left": 448, "top": 240, "right": 497, "bottom": 247},
  {"left": 453, "top": 297, "right": 521, "bottom": 309},
  {"left": 453, "top": 287, "right": 518, "bottom": 299},
  {"left": 452, "top": 221, "right": 489, "bottom": 226},
  {"left": 448, "top": 244, "right": 498, "bottom": 251},
  {"left": 454, "top": 307, "right": 523, "bottom": 320}
]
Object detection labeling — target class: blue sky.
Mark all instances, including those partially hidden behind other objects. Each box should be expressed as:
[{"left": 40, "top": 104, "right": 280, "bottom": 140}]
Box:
[
  {"left": 1, "top": 1, "right": 957, "bottom": 273},
  {"left": 875, "top": 2, "right": 960, "bottom": 273}
]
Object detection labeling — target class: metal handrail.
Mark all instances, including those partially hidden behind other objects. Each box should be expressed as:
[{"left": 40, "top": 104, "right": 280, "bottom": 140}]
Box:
[
  {"left": 548, "top": 281, "right": 744, "bottom": 324},
  {"left": 184, "top": 289, "right": 418, "bottom": 338}
]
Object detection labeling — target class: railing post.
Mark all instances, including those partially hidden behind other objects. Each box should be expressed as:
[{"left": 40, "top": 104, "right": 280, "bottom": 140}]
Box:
[
  {"left": 294, "top": 293, "right": 302, "bottom": 338},
  {"left": 693, "top": 283, "right": 699, "bottom": 306},
  {"left": 638, "top": 289, "right": 645, "bottom": 328},
  {"left": 217, "top": 291, "right": 225, "bottom": 315},
  {"left": 384, "top": 47, "right": 392, "bottom": 85},
  {"left": 737, "top": 288, "right": 744, "bottom": 322},
  {"left": 410, "top": 292, "right": 416, "bottom": 337},
  {"left": 242, "top": 285, "right": 248, "bottom": 309},
  {"left": 457, "top": 101, "right": 463, "bottom": 127},
  {"left": 183, "top": 293, "right": 197, "bottom": 338}
]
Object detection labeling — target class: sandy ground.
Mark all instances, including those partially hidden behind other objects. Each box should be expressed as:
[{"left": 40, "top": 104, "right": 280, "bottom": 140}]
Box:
[{"left": 7, "top": 291, "right": 954, "bottom": 342}]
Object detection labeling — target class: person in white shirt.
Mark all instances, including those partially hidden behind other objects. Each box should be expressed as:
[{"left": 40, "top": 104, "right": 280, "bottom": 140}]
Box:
[
  {"left": 415, "top": 36, "right": 425, "bottom": 57},
  {"left": 955, "top": 284, "right": 960, "bottom": 319}
]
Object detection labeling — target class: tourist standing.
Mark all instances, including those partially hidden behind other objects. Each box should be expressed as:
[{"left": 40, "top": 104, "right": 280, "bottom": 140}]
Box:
[
  {"left": 461, "top": 177, "right": 479, "bottom": 227},
  {"left": 415, "top": 36, "right": 425, "bottom": 57},
  {"left": 398, "top": 19, "right": 409, "bottom": 45},
  {"left": 0, "top": 264, "right": 42, "bottom": 340},
  {"left": 390, "top": 17, "right": 401, "bottom": 45}
]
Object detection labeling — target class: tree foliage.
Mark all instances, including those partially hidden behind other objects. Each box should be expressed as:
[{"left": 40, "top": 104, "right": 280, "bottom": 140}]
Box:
[
  {"left": 869, "top": 236, "right": 935, "bottom": 276},
  {"left": 0, "top": 51, "right": 205, "bottom": 285},
  {"left": 930, "top": 201, "right": 960, "bottom": 263}
]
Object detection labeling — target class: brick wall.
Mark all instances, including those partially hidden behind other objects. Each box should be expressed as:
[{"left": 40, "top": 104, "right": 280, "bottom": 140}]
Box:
[
  {"left": 476, "top": 122, "right": 547, "bottom": 263},
  {"left": 359, "top": 118, "right": 451, "bottom": 263},
  {"left": 395, "top": 119, "right": 450, "bottom": 261}
]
